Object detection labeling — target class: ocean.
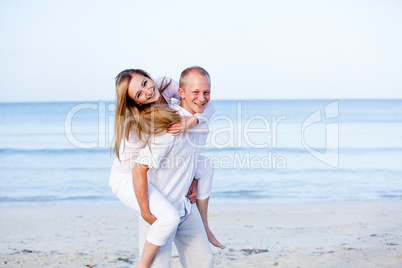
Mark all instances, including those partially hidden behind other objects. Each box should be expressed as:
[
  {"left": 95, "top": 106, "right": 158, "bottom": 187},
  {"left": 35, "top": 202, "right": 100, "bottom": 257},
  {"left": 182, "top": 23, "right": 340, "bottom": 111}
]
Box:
[{"left": 0, "top": 100, "right": 401, "bottom": 207}]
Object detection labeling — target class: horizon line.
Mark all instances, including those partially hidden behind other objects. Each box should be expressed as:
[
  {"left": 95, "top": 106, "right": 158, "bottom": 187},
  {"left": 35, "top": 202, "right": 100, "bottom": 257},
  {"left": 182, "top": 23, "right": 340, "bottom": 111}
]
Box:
[{"left": 1, "top": 98, "right": 402, "bottom": 104}]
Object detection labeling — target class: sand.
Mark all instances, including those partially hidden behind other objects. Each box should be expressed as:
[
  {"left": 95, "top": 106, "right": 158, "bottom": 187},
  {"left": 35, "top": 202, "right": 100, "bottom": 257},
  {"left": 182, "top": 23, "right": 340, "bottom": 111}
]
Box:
[{"left": 1, "top": 200, "right": 401, "bottom": 267}]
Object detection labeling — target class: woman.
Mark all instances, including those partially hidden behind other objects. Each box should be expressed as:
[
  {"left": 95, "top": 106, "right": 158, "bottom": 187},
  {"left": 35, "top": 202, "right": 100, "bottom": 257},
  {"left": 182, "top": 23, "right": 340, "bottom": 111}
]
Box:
[{"left": 109, "top": 69, "right": 224, "bottom": 268}]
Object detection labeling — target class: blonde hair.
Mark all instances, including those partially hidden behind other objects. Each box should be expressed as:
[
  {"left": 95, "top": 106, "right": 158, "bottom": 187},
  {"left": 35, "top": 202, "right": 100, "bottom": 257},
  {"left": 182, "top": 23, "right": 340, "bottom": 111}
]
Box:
[{"left": 112, "top": 69, "right": 181, "bottom": 160}]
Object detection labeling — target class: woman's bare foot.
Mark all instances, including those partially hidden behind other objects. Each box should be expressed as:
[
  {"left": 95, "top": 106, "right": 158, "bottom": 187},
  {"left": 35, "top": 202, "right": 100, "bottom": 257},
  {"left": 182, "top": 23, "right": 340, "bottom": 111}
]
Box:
[{"left": 206, "top": 228, "right": 226, "bottom": 249}]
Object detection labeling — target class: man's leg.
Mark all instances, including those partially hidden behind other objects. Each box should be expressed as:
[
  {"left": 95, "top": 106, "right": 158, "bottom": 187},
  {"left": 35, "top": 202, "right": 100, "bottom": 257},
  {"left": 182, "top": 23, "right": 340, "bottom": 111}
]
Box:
[{"left": 174, "top": 203, "right": 214, "bottom": 268}]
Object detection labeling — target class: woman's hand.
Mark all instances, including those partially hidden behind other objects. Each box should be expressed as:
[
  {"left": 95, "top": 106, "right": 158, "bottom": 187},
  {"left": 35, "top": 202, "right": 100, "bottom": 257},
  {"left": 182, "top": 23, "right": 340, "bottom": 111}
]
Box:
[
  {"left": 141, "top": 211, "right": 157, "bottom": 225},
  {"left": 167, "top": 116, "right": 198, "bottom": 135},
  {"left": 186, "top": 179, "right": 198, "bottom": 203}
]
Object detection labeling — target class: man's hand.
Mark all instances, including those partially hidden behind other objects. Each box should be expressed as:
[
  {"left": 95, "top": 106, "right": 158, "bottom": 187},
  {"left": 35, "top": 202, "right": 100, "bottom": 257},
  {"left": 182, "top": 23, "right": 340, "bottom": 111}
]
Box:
[
  {"left": 186, "top": 179, "right": 198, "bottom": 203},
  {"left": 167, "top": 116, "right": 198, "bottom": 136},
  {"left": 141, "top": 211, "right": 157, "bottom": 225}
]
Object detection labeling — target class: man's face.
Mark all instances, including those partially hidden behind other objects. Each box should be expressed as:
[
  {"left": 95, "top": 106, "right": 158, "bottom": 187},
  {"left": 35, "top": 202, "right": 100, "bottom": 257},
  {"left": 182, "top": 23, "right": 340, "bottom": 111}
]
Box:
[{"left": 178, "top": 72, "right": 211, "bottom": 114}]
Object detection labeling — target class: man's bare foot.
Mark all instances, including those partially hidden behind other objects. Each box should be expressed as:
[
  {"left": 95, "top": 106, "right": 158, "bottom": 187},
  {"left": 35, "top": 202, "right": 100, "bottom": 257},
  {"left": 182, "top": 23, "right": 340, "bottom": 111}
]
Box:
[{"left": 206, "top": 229, "right": 226, "bottom": 249}]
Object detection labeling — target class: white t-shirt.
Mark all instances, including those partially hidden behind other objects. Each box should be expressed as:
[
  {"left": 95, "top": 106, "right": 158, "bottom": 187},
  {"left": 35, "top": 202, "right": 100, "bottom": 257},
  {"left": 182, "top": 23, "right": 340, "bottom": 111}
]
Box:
[
  {"left": 111, "top": 77, "right": 214, "bottom": 175},
  {"left": 135, "top": 105, "right": 204, "bottom": 216}
]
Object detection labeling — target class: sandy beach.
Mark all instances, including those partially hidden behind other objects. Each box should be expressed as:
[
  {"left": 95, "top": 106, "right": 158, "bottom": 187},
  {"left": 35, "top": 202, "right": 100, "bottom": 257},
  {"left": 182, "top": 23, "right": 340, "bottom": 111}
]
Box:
[{"left": 1, "top": 200, "right": 401, "bottom": 267}]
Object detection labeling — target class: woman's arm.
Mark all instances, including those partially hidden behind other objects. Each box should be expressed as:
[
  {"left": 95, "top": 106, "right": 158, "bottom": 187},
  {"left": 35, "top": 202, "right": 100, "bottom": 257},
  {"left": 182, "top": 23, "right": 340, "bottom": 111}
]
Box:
[
  {"left": 182, "top": 102, "right": 215, "bottom": 134},
  {"left": 167, "top": 113, "right": 212, "bottom": 135},
  {"left": 166, "top": 103, "right": 215, "bottom": 135},
  {"left": 155, "top": 77, "right": 180, "bottom": 104},
  {"left": 194, "top": 102, "right": 215, "bottom": 123},
  {"left": 132, "top": 163, "right": 157, "bottom": 225},
  {"left": 166, "top": 116, "right": 199, "bottom": 135}
]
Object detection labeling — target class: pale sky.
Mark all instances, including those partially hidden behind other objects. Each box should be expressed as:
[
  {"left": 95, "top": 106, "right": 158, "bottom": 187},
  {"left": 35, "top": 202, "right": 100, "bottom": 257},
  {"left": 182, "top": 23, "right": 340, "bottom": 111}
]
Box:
[{"left": 0, "top": 0, "right": 401, "bottom": 102}]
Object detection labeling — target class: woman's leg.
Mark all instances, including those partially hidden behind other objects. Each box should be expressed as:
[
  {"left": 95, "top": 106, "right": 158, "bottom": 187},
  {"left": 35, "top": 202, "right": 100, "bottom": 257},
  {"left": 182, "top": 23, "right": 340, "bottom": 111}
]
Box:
[
  {"left": 195, "top": 156, "right": 225, "bottom": 249},
  {"left": 136, "top": 182, "right": 180, "bottom": 268},
  {"left": 110, "top": 170, "right": 180, "bottom": 266},
  {"left": 133, "top": 240, "right": 159, "bottom": 268}
]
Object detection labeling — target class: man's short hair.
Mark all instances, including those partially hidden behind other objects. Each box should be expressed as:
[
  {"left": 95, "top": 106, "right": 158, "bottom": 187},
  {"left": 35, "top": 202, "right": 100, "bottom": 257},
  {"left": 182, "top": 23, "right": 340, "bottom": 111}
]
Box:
[{"left": 179, "top": 66, "right": 211, "bottom": 89}]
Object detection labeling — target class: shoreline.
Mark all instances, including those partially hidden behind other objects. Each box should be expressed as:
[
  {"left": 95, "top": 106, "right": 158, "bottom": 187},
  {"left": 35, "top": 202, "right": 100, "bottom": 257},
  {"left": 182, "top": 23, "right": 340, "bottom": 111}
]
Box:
[
  {"left": 1, "top": 200, "right": 401, "bottom": 267},
  {"left": 3, "top": 196, "right": 401, "bottom": 208}
]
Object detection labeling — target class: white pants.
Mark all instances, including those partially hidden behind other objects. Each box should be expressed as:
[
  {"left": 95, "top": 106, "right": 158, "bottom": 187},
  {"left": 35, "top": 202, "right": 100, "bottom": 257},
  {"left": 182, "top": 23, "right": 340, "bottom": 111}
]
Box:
[
  {"left": 109, "top": 156, "right": 213, "bottom": 246},
  {"left": 139, "top": 203, "right": 214, "bottom": 268},
  {"left": 110, "top": 169, "right": 179, "bottom": 246}
]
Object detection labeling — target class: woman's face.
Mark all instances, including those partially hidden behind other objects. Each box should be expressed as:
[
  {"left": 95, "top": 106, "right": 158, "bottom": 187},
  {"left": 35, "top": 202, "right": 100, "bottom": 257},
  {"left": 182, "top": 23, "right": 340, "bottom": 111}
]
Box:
[{"left": 127, "top": 74, "right": 161, "bottom": 105}]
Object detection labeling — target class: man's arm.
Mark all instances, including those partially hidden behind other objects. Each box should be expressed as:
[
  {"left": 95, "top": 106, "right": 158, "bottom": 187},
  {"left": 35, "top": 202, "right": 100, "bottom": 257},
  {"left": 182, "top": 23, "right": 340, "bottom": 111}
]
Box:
[{"left": 132, "top": 163, "right": 157, "bottom": 225}]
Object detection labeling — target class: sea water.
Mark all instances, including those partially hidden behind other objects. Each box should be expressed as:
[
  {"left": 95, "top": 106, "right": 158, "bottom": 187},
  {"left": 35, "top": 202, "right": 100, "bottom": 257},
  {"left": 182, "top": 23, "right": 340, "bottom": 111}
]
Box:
[{"left": 0, "top": 100, "right": 401, "bottom": 207}]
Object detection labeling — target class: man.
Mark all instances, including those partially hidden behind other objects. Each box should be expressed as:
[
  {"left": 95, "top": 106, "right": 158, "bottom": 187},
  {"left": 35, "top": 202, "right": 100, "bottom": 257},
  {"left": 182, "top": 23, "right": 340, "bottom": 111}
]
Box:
[{"left": 134, "top": 66, "right": 214, "bottom": 267}]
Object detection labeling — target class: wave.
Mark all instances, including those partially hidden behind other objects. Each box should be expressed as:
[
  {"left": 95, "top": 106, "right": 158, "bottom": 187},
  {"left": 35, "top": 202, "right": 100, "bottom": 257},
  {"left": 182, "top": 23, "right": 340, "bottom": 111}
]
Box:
[
  {"left": 0, "top": 166, "right": 112, "bottom": 172},
  {"left": 212, "top": 167, "right": 402, "bottom": 174},
  {"left": 275, "top": 167, "right": 402, "bottom": 174},
  {"left": 204, "top": 147, "right": 402, "bottom": 153},
  {"left": 0, "top": 195, "right": 114, "bottom": 203},
  {"left": 0, "top": 148, "right": 110, "bottom": 154},
  {"left": 207, "top": 190, "right": 402, "bottom": 203},
  {"left": 1, "top": 146, "right": 402, "bottom": 155}
]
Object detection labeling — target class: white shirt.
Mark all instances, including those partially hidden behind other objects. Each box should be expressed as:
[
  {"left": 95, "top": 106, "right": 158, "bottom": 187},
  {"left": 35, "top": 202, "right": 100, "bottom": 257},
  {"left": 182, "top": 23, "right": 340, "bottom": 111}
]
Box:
[
  {"left": 172, "top": 102, "right": 208, "bottom": 155},
  {"left": 135, "top": 105, "right": 205, "bottom": 216},
  {"left": 111, "top": 77, "right": 214, "bottom": 175}
]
